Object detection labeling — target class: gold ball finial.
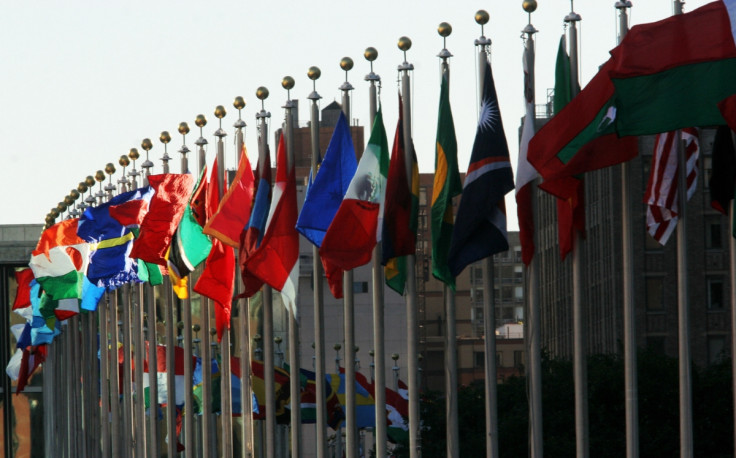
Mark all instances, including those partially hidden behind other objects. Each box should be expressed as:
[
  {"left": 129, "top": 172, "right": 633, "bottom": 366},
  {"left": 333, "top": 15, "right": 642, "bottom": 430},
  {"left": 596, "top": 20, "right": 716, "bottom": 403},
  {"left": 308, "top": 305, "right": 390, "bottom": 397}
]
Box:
[
  {"left": 210, "top": 328, "right": 217, "bottom": 336},
  {"left": 307, "top": 66, "right": 321, "bottom": 81},
  {"left": 95, "top": 170, "right": 105, "bottom": 182},
  {"left": 256, "top": 86, "right": 269, "bottom": 100},
  {"left": 364, "top": 47, "right": 378, "bottom": 62},
  {"left": 339, "top": 57, "right": 354, "bottom": 71},
  {"left": 45, "top": 215, "right": 55, "bottom": 225},
  {"left": 64, "top": 195, "right": 75, "bottom": 206},
  {"left": 193, "top": 324, "right": 201, "bottom": 333},
  {"left": 522, "top": 0, "right": 538, "bottom": 13},
  {"left": 254, "top": 333, "right": 262, "bottom": 341},
  {"left": 178, "top": 122, "right": 190, "bottom": 135},
  {"left": 85, "top": 175, "right": 96, "bottom": 187},
  {"left": 78, "top": 182, "right": 88, "bottom": 194},
  {"left": 50, "top": 208, "right": 60, "bottom": 218},
  {"left": 159, "top": 131, "right": 171, "bottom": 144},
  {"left": 397, "top": 36, "right": 412, "bottom": 51},
  {"left": 281, "top": 76, "right": 295, "bottom": 90},
  {"left": 475, "top": 10, "right": 490, "bottom": 25},
  {"left": 438, "top": 22, "right": 452, "bottom": 37},
  {"left": 141, "top": 138, "right": 153, "bottom": 151},
  {"left": 391, "top": 353, "right": 400, "bottom": 361},
  {"left": 334, "top": 343, "right": 342, "bottom": 351},
  {"left": 177, "top": 321, "right": 184, "bottom": 330},
  {"left": 105, "top": 163, "right": 116, "bottom": 175},
  {"left": 214, "top": 105, "right": 226, "bottom": 119},
  {"left": 57, "top": 201, "right": 67, "bottom": 212},
  {"left": 369, "top": 349, "right": 375, "bottom": 357},
  {"left": 233, "top": 96, "right": 246, "bottom": 110},
  {"left": 70, "top": 189, "right": 80, "bottom": 200},
  {"left": 129, "top": 148, "right": 140, "bottom": 160},
  {"left": 275, "top": 336, "right": 283, "bottom": 344},
  {"left": 119, "top": 155, "right": 130, "bottom": 167},
  {"left": 195, "top": 114, "right": 207, "bottom": 128}
]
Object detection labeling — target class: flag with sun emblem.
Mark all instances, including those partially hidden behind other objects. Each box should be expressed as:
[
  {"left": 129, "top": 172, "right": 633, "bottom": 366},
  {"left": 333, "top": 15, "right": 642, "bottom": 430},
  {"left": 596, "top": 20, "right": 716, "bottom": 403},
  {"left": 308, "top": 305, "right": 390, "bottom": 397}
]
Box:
[{"left": 448, "top": 60, "right": 514, "bottom": 276}]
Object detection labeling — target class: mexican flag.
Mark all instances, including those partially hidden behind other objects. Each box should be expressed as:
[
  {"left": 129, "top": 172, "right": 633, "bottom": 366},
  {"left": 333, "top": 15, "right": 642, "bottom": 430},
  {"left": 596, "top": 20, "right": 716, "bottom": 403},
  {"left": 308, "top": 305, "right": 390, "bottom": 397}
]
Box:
[
  {"left": 528, "top": 0, "right": 736, "bottom": 194},
  {"left": 29, "top": 219, "right": 89, "bottom": 301}
]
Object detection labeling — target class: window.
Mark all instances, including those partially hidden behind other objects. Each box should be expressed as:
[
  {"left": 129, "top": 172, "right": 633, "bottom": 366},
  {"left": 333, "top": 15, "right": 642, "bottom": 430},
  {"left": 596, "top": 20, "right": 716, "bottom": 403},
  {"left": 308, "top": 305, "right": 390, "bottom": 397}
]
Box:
[
  {"left": 514, "top": 350, "right": 524, "bottom": 369},
  {"left": 703, "top": 156, "right": 713, "bottom": 190},
  {"left": 706, "top": 219, "right": 722, "bottom": 249},
  {"left": 514, "top": 286, "right": 524, "bottom": 300},
  {"left": 419, "top": 187, "right": 428, "bottom": 206},
  {"left": 646, "top": 277, "right": 664, "bottom": 311},
  {"left": 474, "top": 351, "right": 486, "bottom": 368},
  {"left": 514, "top": 265, "right": 523, "bottom": 281},
  {"left": 708, "top": 335, "right": 726, "bottom": 364},
  {"left": 708, "top": 277, "right": 724, "bottom": 310},
  {"left": 352, "top": 281, "right": 368, "bottom": 294}
]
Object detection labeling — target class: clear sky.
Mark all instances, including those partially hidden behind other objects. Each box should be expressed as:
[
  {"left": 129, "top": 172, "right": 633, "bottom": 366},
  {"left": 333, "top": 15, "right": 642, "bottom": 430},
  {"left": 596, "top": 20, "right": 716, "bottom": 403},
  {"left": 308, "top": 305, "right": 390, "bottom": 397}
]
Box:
[{"left": 0, "top": 0, "right": 712, "bottom": 229}]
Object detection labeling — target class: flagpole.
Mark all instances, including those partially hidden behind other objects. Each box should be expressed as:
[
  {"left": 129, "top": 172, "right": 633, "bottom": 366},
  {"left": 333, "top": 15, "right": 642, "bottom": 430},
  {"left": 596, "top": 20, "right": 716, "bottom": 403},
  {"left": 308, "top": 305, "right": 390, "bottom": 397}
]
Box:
[
  {"left": 118, "top": 158, "right": 134, "bottom": 458},
  {"left": 176, "top": 121, "right": 197, "bottom": 458},
  {"left": 233, "top": 96, "right": 255, "bottom": 458},
  {"left": 563, "top": 4, "right": 591, "bottom": 457},
  {"left": 671, "top": 2, "right": 693, "bottom": 457},
  {"left": 730, "top": 135, "right": 736, "bottom": 458},
  {"left": 337, "top": 57, "right": 360, "bottom": 458},
  {"left": 307, "top": 66, "right": 329, "bottom": 458},
  {"left": 194, "top": 114, "right": 216, "bottom": 458},
  {"left": 397, "top": 36, "right": 421, "bottom": 458},
  {"left": 282, "top": 75, "right": 303, "bottom": 458},
  {"left": 435, "top": 22, "right": 460, "bottom": 458},
  {"left": 364, "top": 46, "right": 387, "bottom": 458},
  {"left": 614, "top": 2, "right": 638, "bottom": 457},
  {"left": 255, "top": 90, "right": 277, "bottom": 458},
  {"left": 472, "top": 12, "right": 502, "bottom": 458},
  {"left": 212, "top": 104, "right": 236, "bottom": 457}
]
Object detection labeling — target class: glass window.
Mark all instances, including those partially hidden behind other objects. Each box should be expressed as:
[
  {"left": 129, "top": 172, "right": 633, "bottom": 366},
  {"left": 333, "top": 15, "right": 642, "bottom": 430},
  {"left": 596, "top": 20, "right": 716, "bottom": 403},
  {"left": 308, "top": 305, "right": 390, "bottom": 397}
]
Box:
[
  {"left": 474, "top": 351, "right": 486, "bottom": 368},
  {"left": 352, "top": 281, "right": 368, "bottom": 294},
  {"left": 708, "top": 277, "right": 724, "bottom": 310},
  {"left": 706, "top": 218, "right": 723, "bottom": 249},
  {"left": 646, "top": 277, "right": 664, "bottom": 311},
  {"left": 708, "top": 335, "right": 726, "bottom": 364}
]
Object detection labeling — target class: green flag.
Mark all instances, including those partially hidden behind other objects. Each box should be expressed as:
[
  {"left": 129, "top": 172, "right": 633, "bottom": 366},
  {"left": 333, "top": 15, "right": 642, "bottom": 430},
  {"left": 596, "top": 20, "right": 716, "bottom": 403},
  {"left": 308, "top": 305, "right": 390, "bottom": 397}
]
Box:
[
  {"left": 553, "top": 35, "right": 573, "bottom": 115},
  {"left": 430, "top": 71, "right": 462, "bottom": 289}
]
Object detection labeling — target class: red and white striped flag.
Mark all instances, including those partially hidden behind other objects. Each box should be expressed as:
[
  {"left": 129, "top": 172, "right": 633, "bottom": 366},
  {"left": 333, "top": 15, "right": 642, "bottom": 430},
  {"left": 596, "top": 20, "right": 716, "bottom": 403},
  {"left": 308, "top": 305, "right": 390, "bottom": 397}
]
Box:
[{"left": 644, "top": 128, "right": 700, "bottom": 245}]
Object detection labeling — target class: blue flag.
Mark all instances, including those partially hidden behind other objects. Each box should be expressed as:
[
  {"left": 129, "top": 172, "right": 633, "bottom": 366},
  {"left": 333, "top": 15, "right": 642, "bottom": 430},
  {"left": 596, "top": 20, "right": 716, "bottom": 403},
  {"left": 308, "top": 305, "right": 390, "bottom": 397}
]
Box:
[
  {"left": 448, "top": 61, "right": 515, "bottom": 276},
  {"left": 77, "top": 187, "right": 153, "bottom": 289},
  {"left": 296, "top": 112, "right": 357, "bottom": 247}
]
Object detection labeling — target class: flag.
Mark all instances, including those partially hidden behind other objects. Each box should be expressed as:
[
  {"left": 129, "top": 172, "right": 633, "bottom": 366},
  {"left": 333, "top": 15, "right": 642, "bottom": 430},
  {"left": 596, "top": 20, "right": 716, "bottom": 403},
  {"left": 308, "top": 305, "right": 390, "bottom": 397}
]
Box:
[
  {"left": 250, "top": 360, "right": 291, "bottom": 423},
  {"left": 297, "top": 112, "right": 358, "bottom": 298},
  {"left": 644, "top": 128, "right": 700, "bottom": 245},
  {"left": 326, "top": 370, "right": 376, "bottom": 428},
  {"left": 241, "top": 134, "right": 299, "bottom": 315},
  {"left": 516, "top": 43, "right": 540, "bottom": 266},
  {"left": 431, "top": 71, "right": 462, "bottom": 288},
  {"left": 167, "top": 168, "right": 212, "bottom": 299},
  {"left": 238, "top": 146, "right": 272, "bottom": 298},
  {"left": 29, "top": 219, "right": 90, "bottom": 301},
  {"left": 551, "top": 36, "right": 586, "bottom": 260},
  {"left": 203, "top": 146, "right": 255, "bottom": 248},
  {"left": 297, "top": 111, "right": 357, "bottom": 247},
  {"left": 29, "top": 282, "right": 59, "bottom": 345},
  {"left": 77, "top": 187, "right": 155, "bottom": 288},
  {"left": 382, "top": 98, "right": 419, "bottom": 294},
  {"left": 194, "top": 162, "right": 235, "bottom": 341},
  {"left": 143, "top": 344, "right": 193, "bottom": 408},
  {"left": 5, "top": 324, "right": 26, "bottom": 381},
  {"left": 16, "top": 344, "right": 47, "bottom": 394},
  {"left": 129, "top": 174, "right": 194, "bottom": 265},
  {"left": 386, "top": 380, "right": 410, "bottom": 443},
  {"left": 709, "top": 126, "right": 736, "bottom": 224},
  {"left": 448, "top": 61, "right": 515, "bottom": 276},
  {"left": 12, "top": 269, "right": 34, "bottom": 323}
]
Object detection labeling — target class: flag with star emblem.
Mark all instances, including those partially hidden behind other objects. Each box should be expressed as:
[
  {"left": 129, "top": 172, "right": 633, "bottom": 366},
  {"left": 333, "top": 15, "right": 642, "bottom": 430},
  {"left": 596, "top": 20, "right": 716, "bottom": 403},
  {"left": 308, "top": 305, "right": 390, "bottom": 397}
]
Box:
[{"left": 448, "top": 60, "right": 514, "bottom": 276}]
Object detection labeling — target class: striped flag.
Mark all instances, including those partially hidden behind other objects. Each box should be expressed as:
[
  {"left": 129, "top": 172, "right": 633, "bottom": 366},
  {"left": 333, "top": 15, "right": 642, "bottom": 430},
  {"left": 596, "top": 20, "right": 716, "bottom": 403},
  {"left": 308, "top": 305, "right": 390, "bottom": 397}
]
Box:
[{"left": 644, "top": 128, "right": 700, "bottom": 245}]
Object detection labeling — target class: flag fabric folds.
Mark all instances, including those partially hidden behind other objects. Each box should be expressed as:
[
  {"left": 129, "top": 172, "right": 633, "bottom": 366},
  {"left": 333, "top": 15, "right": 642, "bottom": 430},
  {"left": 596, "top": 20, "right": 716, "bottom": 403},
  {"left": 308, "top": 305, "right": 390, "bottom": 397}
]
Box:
[
  {"left": 13, "top": 268, "right": 34, "bottom": 312},
  {"left": 448, "top": 61, "right": 515, "bottom": 276},
  {"left": 143, "top": 344, "right": 194, "bottom": 409},
  {"left": 296, "top": 112, "right": 358, "bottom": 298},
  {"left": 516, "top": 43, "right": 540, "bottom": 266},
  {"left": 241, "top": 134, "right": 299, "bottom": 315},
  {"left": 203, "top": 146, "right": 255, "bottom": 248},
  {"left": 431, "top": 71, "right": 462, "bottom": 288},
  {"left": 644, "top": 128, "right": 700, "bottom": 245},
  {"left": 251, "top": 360, "right": 291, "bottom": 423},
  {"left": 709, "top": 126, "right": 736, "bottom": 231},
  {"left": 320, "top": 108, "right": 390, "bottom": 297},
  {"left": 130, "top": 174, "right": 194, "bottom": 265}
]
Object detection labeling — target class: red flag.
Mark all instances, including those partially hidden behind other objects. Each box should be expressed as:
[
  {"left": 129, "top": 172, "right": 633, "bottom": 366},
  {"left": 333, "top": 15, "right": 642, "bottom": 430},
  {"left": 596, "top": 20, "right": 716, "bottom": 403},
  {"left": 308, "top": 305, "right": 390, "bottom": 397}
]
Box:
[
  {"left": 16, "top": 344, "right": 47, "bottom": 394},
  {"left": 12, "top": 268, "right": 34, "bottom": 310},
  {"left": 549, "top": 176, "right": 586, "bottom": 260},
  {"left": 130, "top": 174, "right": 195, "bottom": 266},
  {"left": 241, "top": 134, "right": 299, "bottom": 312},
  {"left": 203, "top": 146, "right": 255, "bottom": 248},
  {"left": 194, "top": 162, "right": 235, "bottom": 341}
]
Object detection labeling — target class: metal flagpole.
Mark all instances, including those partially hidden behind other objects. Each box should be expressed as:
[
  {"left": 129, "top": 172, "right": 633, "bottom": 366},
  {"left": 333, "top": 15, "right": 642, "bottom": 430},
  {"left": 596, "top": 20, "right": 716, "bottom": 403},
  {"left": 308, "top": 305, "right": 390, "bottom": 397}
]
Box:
[
  {"left": 397, "top": 36, "right": 420, "bottom": 458},
  {"left": 337, "top": 56, "right": 359, "bottom": 458},
  {"left": 177, "top": 120, "right": 196, "bottom": 458},
  {"left": 364, "top": 46, "right": 387, "bottom": 458},
  {"left": 672, "top": 2, "right": 693, "bottom": 457},
  {"left": 307, "top": 65, "right": 329, "bottom": 458},
  {"left": 254, "top": 89, "right": 277, "bottom": 458},
  {"left": 282, "top": 75, "right": 302, "bottom": 458},
  {"left": 517, "top": 4, "right": 543, "bottom": 458},
  {"left": 473, "top": 12, "right": 501, "bottom": 457},
  {"left": 233, "top": 95, "right": 255, "bottom": 458},
  {"left": 335, "top": 344, "right": 343, "bottom": 458},
  {"left": 676, "top": 128, "right": 693, "bottom": 458},
  {"left": 614, "top": 2, "right": 638, "bottom": 457},
  {"left": 564, "top": 3, "right": 590, "bottom": 457},
  {"left": 437, "top": 23, "right": 460, "bottom": 458},
  {"left": 194, "top": 113, "right": 215, "bottom": 458},
  {"left": 213, "top": 103, "right": 236, "bottom": 457},
  {"left": 730, "top": 131, "right": 736, "bottom": 458}
]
